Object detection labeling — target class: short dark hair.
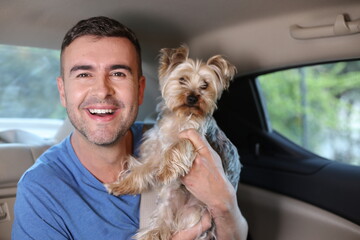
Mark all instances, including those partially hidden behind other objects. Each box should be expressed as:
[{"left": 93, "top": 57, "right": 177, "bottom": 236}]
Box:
[{"left": 60, "top": 16, "right": 142, "bottom": 76}]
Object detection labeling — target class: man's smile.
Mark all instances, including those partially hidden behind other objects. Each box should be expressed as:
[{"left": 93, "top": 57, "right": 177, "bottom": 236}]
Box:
[
  {"left": 88, "top": 108, "right": 116, "bottom": 115},
  {"left": 85, "top": 106, "right": 120, "bottom": 120}
]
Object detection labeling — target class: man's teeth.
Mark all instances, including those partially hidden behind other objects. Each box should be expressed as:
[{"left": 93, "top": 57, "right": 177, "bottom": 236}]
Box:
[{"left": 89, "top": 109, "right": 115, "bottom": 114}]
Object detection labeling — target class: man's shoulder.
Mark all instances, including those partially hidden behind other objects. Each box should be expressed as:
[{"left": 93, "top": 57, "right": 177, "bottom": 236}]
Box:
[
  {"left": 133, "top": 121, "right": 154, "bottom": 134},
  {"left": 18, "top": 137, "right": 73, "bottom": 188}
]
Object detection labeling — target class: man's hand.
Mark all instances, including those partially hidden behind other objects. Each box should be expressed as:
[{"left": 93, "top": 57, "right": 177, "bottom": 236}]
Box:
[{"left": 178, "top": 129, "right": 248, "bottom": 240}]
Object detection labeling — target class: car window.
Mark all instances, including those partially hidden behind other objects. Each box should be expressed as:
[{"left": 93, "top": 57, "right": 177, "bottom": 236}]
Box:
[
  {"left": 257, "top": 61, "right": 360, "bottom": 166},
  {"left": 0, "top": 44, "right": 66, "bottom": 138}
]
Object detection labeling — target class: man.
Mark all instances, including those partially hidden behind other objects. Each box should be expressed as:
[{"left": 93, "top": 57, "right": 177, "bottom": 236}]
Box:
[{"left": 12, "top": 16, "right": 248, "bottom": 239}]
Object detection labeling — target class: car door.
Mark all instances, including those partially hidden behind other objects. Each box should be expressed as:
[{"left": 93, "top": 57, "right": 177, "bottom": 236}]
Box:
[{"left": 214, "top": 60, "right": 360, "bottom": 240}]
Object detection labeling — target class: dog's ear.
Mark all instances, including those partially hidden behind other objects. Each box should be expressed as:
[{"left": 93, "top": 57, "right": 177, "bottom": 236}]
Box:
[
  {"left": 207, "top": 55, "right": 237, "bottom": 90},
  {"left": 158, "top": 45, "right": 189, "bottom": 80}
]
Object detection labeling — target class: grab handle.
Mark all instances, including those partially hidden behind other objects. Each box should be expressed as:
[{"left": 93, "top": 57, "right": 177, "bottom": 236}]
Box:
[{"left": 290, "top": 14, "right": 360, "bottom": 40}]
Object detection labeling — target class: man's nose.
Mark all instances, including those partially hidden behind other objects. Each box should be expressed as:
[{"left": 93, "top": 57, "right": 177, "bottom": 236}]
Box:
[{"left": 93, "top": 75, "right": 115, "bottom": 97}]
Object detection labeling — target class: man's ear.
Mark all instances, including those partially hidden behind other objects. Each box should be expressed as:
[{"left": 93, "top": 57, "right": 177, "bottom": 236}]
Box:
[
  {"left": 138, "top": 76, "right": 146, "bottom": 105},
  {"left": 57, "top": 76, "right": 67, "bottom": 107}
]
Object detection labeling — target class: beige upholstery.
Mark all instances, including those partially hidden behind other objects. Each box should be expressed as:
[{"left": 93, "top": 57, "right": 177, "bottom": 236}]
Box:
[
  {"left": 238, "top": 183, "right": 360, "bottom": 240},
  {"left": 0, "top": 130, "right": 52, "bottom": 185},
  {"left": 0, "top": 144, "right": 39, "bottom": 188},
  {"left": 0, "top": 130, "right": 53, "bottom": 240},
  {"left": 53, "top": 117, "right": 74, "bottom": 143}
]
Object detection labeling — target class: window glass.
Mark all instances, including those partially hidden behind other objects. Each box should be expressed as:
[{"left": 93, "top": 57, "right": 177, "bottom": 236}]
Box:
[
  {"left": 0, "top": 44, "right": 66, "bottom": 138},
  {"left": 257, "top": 61, "right": 360, "bottom": 166}
]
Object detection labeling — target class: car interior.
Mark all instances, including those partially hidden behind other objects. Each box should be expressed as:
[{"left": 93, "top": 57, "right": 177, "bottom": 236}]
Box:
[{"left": 1, "top": 0, "right": 360, "bottom": 240}]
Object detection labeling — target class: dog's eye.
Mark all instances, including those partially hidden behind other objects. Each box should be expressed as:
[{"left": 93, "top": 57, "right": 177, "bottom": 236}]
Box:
[
  {"left": 179, "top": 77, "right": 186, "bottom": 85},
  {"left": 200, "top": 81, "right": 208, "bottom": 90}
]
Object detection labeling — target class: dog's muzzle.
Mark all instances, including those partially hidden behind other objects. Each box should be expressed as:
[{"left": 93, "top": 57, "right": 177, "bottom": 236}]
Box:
[{"left": 186, "top": 95, "right": 198, "bottom": 106}]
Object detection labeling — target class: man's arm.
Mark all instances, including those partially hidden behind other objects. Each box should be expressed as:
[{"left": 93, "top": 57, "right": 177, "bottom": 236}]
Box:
[
  {"left": 179, "top": 129, "right": 248, "bottom": 240},
  {"left": 12, "top": 178, "right": 69, "bottom": 240}
]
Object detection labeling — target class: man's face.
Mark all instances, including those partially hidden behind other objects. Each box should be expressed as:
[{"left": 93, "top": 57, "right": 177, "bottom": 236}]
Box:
[{"left": 57, "top": 36, "right": 145, "bottom": 146}]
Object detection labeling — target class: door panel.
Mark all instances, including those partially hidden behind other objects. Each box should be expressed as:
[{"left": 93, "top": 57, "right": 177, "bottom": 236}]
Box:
[{"left": 238, "top": 183, "right": 360, "bottom": 240}]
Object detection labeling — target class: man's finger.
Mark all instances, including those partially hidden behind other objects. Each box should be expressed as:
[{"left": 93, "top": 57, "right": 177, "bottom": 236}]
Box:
[{"left": 178, "top": 129, "right": 210, "bottom": 153}]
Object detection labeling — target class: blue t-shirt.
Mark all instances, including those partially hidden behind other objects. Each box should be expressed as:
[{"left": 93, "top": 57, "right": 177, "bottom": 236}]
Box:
[{"left": 12, "top": 123, "right": 144, "bottom": 240}]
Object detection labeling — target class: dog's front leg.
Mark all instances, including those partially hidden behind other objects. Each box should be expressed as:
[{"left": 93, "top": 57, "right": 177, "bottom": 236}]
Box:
[
  {"left": 106, "top": 156, "right": 156, "bottom": 196},
  {"left": 157, "top": 138, "right": 196, "bottom": 184}
]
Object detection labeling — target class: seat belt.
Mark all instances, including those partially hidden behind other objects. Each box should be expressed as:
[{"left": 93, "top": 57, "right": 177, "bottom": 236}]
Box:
[
  {"left": 139, "top": 123, "right": 158, "bottom": 228},
  {"left": 139, "top": 188, "right": 158, "bottom": 228}
]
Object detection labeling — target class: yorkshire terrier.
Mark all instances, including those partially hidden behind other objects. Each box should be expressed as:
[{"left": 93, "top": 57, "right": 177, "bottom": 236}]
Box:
[{"left": 107, "top": 45, "right": 241, "bottom": 240}]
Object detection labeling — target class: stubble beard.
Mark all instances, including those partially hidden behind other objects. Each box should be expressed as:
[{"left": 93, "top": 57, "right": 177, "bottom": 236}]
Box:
[{"left": 66, "top": 104, "right": 138, "bottom": 146}]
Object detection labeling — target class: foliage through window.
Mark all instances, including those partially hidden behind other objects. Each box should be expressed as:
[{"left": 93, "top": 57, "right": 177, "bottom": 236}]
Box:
[
  {"left": 0, "top": 44, "right": 65, "bottom": 119},
  {"left": 258, "top": 61, "right": 360, "bottom": 166}
]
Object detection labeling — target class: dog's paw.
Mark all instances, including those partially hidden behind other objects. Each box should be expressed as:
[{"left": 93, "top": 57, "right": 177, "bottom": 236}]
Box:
[
  {"left": 105, "top": 178, "right": 141, "bottom": 196},
  {"left": 105, "top": 182, "right": 125, "bottom": 196}
]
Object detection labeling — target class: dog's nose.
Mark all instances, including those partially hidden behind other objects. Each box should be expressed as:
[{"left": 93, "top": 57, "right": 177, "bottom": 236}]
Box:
[{"left": 186, "top": 95, "right": 198, "bottom": 106}]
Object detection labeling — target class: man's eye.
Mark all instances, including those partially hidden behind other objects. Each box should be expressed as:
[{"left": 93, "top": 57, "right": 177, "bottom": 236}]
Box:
[
  {"left": 113, "top": 72, "right": 126, "bottom": 77},
  {"left": 77, "top": 73, "right": 90, "bottom": 78}
]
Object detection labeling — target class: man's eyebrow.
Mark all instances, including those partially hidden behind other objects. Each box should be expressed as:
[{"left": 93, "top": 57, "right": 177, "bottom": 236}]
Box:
[
  {"left": 68, "top": 64, "right": 133, "bottom": 75},
  {"left": 110, "top": 64, "right": 132, "bottom": 74},
  {"left": 69, "top": 65, "right": 93, "bottom": 74}
]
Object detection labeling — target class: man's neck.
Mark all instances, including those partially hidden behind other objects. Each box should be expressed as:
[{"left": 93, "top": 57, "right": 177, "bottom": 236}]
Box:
[{"left": 70, "top": 130, "right": 133, "bottom": 184}]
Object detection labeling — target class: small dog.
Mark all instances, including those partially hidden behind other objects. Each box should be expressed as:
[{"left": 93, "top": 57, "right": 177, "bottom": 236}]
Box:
[{"left": 107, "top": 45, "right": 241, "bottom": 240}]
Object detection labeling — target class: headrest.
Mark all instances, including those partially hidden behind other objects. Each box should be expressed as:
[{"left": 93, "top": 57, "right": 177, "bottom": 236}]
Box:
[
  {"left": 0, "top": 144, "right": 38, "bottom": 188},
  {"left": 54, "top": 117, "right": 74, "bottom": 143},
  {"left": 0, "top": 130, "right": 52, "bottom": 188}
]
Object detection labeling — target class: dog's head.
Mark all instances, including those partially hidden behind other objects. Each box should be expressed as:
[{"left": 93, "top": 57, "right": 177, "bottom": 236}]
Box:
[{"left": 158, "top": 45, "right": 237, "bottom": 118}]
